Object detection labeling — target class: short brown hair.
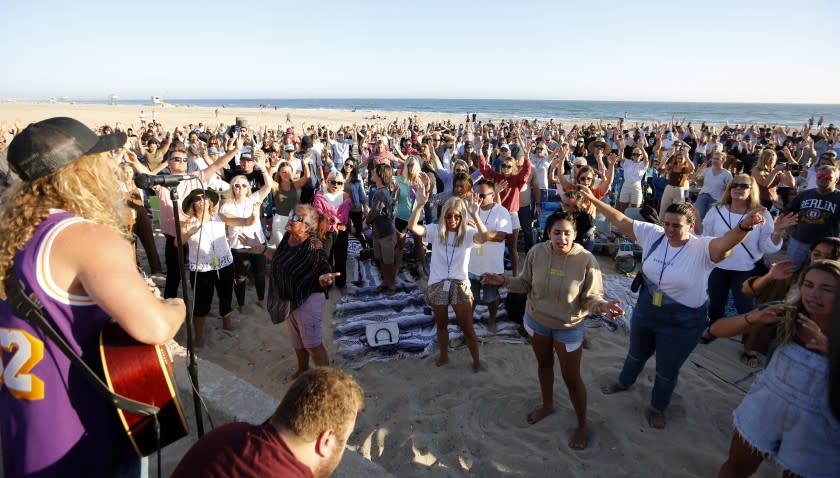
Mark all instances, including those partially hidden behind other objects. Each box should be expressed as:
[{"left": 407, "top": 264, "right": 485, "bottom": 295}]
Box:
[{"left": 271, "top": 368, "right": 364, "bottom": 441}]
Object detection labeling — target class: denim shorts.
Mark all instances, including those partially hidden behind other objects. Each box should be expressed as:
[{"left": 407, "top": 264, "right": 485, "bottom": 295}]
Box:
[
  {"left": 733, "top": 343, "right": 840, "bottom": 478},
  {"left": 524, "top": 313, "right": 584, "bottom": 352}
]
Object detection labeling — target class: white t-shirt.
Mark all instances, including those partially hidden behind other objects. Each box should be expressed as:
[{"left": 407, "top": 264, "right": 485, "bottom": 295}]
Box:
[
  {"left": 621, "top": 159, "right": 647, "bottom": 187},
  {"left": 699, "top": 168, "right": 733, "bottom": 200},
  {"left": 220, "top": 193, "right": 265, "bottom": 249},
  {"left": 530, "top": 154, "right": 552, "bottom": 189},
  {"left": 634, "top": 221, "right": 716, "bottom": 308},
  {"left": 701, "top": 206, "right": 780, "bottom": 271},
  {"left": 424, "top": 223, "right": 478, "bottom": 284},
  {"left": 188, "top": 214, "right": 234, "bottom": 272},
  {"left": 468, "top": 204, "right": 512, "bottom": 275}
]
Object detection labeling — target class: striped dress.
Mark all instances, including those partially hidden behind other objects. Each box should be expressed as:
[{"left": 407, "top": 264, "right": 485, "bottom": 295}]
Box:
[{"left": 267, "top": 234, "right": 331, "bottom": 324}]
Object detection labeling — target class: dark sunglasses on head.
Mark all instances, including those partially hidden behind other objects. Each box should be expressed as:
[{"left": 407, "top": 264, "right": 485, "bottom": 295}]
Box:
[
  {"left": 730, "top": 183, "right": 750, "bottom": 190},
  {"left": 289, "top": 211, "right": 304, "bottom": 223}
]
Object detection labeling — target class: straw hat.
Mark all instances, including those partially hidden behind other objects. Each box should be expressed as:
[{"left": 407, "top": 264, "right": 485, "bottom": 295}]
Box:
[{"left": 587, "top": 137, "right": 610, "bottom": 155}]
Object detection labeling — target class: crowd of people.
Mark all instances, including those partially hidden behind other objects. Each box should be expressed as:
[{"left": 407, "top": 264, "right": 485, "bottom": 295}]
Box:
[{"left": 0, "top": 113, "right": 839, "bottom": 477}]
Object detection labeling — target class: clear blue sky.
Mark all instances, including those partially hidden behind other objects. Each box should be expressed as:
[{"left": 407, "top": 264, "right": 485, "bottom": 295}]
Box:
[{"left": 1, "top": 0, "right": 837, "bottom": 103}]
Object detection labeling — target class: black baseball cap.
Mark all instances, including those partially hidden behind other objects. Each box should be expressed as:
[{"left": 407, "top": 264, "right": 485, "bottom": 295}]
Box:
[{"left": 7, "top": 117, "right": 126, "bottom": 181}]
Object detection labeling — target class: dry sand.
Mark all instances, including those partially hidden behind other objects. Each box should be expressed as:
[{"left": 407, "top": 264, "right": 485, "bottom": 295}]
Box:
[{"left": 1, "top": 102, "right": 779, "bottom": 477}]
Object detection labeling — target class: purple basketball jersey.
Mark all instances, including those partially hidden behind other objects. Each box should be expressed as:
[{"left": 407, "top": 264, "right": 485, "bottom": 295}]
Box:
[{"left": 1, "top": 212, "right": 135, "bottom": 477}]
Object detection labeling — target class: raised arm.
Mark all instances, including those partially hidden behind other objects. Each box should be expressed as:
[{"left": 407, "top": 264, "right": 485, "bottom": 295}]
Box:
[
  {"left": 407, "top": 183, "right": 428, "bottom": 237},
  {"left": 708, "top": 207, "right": 766, "bottom": 263},
  {"left": 204, "top": 136, "right": 243, "bottom": 179},
  {"left": 253, "top": 150, "right": 273, "bottom": 202},
  {"left": 577, "top": 184, "right": 635, "bottom": 239}
]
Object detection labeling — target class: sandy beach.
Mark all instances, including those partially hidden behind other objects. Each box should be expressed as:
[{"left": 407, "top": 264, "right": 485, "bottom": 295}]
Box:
[
  {"left": 1, "top": 102, "right": 780, "bottom": 477},
  {"left": 0, "top": 101, "right": 607, "bottom": 135}
]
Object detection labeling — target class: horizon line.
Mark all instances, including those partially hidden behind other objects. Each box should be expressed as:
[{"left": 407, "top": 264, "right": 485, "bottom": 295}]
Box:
[{"left": 2, "top": 97, "right": 839, "bottom": 106}]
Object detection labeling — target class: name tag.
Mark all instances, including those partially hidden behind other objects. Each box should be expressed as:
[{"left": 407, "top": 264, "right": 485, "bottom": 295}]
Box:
[
  {"left": 549, "top": 268, "right": 565, "bottom": 277},
  {"left": 211, "top": 256, "right": 221, "bottom": 269},
  {"left": 651, "top": 291, "right": 664, "bottom": 307},
  {"left": 442, "top": 280, "right": 451, "bottom": 293}
]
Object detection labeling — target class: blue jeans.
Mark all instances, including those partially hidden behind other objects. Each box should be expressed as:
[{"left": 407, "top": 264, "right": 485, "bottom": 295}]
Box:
[
  {"left": 617, "top": 282, "right": 709, "bottom": 412},
  {"left": 694, "top": 192, "right": 717, "bottom": 222},
  {"left": 707, "top": 267, "right": 755, "bottom": 324},
  {"left": 786, "top": 236, "right": 811, "bottom": 269},
  {"left": 518, "top": 205, "right": 535, "bottom": 251}
]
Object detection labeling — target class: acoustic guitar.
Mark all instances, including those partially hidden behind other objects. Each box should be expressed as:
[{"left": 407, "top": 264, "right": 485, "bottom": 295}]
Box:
[{"left": 99, "top": 322, "right": 189, "bottom": 456}]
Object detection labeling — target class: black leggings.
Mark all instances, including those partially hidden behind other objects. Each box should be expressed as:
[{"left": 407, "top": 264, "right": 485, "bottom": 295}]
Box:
[
  {"left": 232, "top": 249, "right": 266, "bottom": 306},
  {"left": 190, "top": 264, "right": 234, "bottom": 317},
  {"left": 323, "top": 230, "right": 348, "bottom": 287},
  {"left": 348, "top": 210, "right": 368, "bottom": 248},
  {"left": 164, "top": 235, "right": 189, "bottom": 299}
]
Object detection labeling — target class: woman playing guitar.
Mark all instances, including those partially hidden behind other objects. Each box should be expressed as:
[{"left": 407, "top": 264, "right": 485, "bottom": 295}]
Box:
[{"left": 0, "top": 118, "right": 186, "bottom": 478}]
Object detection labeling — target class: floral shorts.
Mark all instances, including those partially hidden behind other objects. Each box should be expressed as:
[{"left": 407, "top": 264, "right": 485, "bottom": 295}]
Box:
[{"left": 425, "top": 279, "right": 473, "bottom": 306}]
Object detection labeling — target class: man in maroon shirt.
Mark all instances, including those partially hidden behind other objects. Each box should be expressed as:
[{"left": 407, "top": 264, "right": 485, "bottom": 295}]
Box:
[{"left": 172, "top": 368, "right": 364, "bottom": 478}]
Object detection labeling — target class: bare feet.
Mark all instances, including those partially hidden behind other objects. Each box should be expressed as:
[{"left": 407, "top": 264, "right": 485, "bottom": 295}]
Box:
[
  {"left": 222, "top": 314, "right": 234, "bottom": 331},
  {"left": 569, "top": 426, "right": 588, "bottom": 450},
  {"left": 645, "top": 408, "right": 666, "bottom": 429},
  {"left": 526, "top": 406, "right": 555, "bottom": 425},
  {"left": 257, "top": 300, "right": 265, "bottom": 309},
  {"left": 435, "top": 356, "right": 449, "bottom": 367},
  {"left": 290, "top": 368, "right": 308, "bottom": 380},
  {"left": 488, "top": 319, "right": 497, "bottom": 334},
  {"left": 472, "top": 361, "right": 481, "bottom": 373},
  {"left": 238, "top": 305, "right": 246, "bottom": 314},
  {"left": 601, "top": 382, "right": 629, "bottom": 395}
]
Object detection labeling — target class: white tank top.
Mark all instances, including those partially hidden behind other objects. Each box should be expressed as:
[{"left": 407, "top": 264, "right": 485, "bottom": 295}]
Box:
[{"left": 324, "top": 190, "right": 344, "bottom": 209}]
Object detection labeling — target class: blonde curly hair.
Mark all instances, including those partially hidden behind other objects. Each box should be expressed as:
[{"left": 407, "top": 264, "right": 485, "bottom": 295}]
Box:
[{"left": 0, "top": 152, "right": 130, "bottom": 299}]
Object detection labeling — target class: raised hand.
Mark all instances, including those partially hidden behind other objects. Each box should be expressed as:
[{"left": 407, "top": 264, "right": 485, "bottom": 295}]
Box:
[
  {"left": 237, "top": 232, "right": 263, "bottom": 249},
  {"left": 576, "top": 184, "right": 596, "bottom": 200},
  {"left": 740, "top": 208, "right": 768, "bottom": 228},
  {"left": 766, "top": 259, "right": 796, "bottom": 281},
  {"left": 495, "top": 178, "right": 510, "bottom": 196},
  {"left": 773, "top": 212, "right": 797, "bottom": 232},
  {"left": 798, "top": 314, "right": 827, "bottom": 353}
]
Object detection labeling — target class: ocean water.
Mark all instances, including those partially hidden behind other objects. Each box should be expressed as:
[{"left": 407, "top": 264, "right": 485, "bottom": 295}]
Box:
[{"left": 95, "top": 98, "right": 839, "bottom": 127}]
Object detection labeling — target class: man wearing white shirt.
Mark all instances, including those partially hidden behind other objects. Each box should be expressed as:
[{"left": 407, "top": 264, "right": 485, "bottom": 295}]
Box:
[{"left": 468, "top": 178, "right": 512, "bottom": 332}]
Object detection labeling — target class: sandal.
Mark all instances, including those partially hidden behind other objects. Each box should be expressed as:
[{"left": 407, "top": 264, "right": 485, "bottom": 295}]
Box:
[{"left": 740, "top": 351, "right": 759, "bottom": 368}]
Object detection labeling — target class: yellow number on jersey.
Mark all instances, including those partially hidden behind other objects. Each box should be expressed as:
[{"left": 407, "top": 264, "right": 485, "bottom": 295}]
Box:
[{"left": 0, "top": 328, "right": 46, "bottom": 400}]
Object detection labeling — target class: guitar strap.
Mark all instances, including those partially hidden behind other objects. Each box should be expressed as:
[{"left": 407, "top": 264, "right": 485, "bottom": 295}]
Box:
[{"left": 3, "top": 269, "right": 160, "bottom": 417}]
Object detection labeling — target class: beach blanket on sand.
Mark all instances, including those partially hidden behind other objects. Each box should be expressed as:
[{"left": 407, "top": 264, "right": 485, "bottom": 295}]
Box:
[
  {"left": 334, "top": 259, "right": 525, "bottom": 368},
  {"left": 333, "top": 260, "right": 640, "bottom": 369}
]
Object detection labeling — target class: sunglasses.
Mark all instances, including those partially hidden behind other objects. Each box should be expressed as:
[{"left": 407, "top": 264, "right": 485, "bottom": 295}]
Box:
[
  {"left": 444, "top": 214, "right": 462, "bottom": 220},
  {"left": 730, "top": 183, "right": 750, "bottom": 190},
  {"left": 478, "top": 193, "right": 492, "bottom": 199},
  {"left": 632, "top": 153, "right": 642, "bottom": 158},
  {"left": 233, "top": 183, "right": 249, "bottom": 189},
  {"left": 344, "top": 163, "right": 354, "bottom": 168},
  {"left": 501, "top": 164, "right": 513, "bottom": 170},
  {"left": 329, "top": 180, "right": 344, "bottom": 186},
  {"left": 289, "top": 211, "right": 304, "bottom": 223},
  {"left": 579, "top": 177, "right": 594, "bottom": 182},
  {"left": 169, "top": 156, "right": 188, "bottom": 162}
]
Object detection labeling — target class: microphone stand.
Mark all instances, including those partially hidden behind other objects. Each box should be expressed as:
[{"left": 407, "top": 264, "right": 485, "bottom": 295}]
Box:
[{"left": 167, "top": 185, "right": 205, "bottom": 438}]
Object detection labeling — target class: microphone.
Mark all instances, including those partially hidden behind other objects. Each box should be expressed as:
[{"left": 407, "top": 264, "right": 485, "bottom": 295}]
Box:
[{"left": 134, "top": 173, "right": 196, "bottom": 189}]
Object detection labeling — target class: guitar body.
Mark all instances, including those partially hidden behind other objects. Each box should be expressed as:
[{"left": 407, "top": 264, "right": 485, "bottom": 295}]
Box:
[{"left": 99, "top": 323, "right": 189, "bottom": 456}]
